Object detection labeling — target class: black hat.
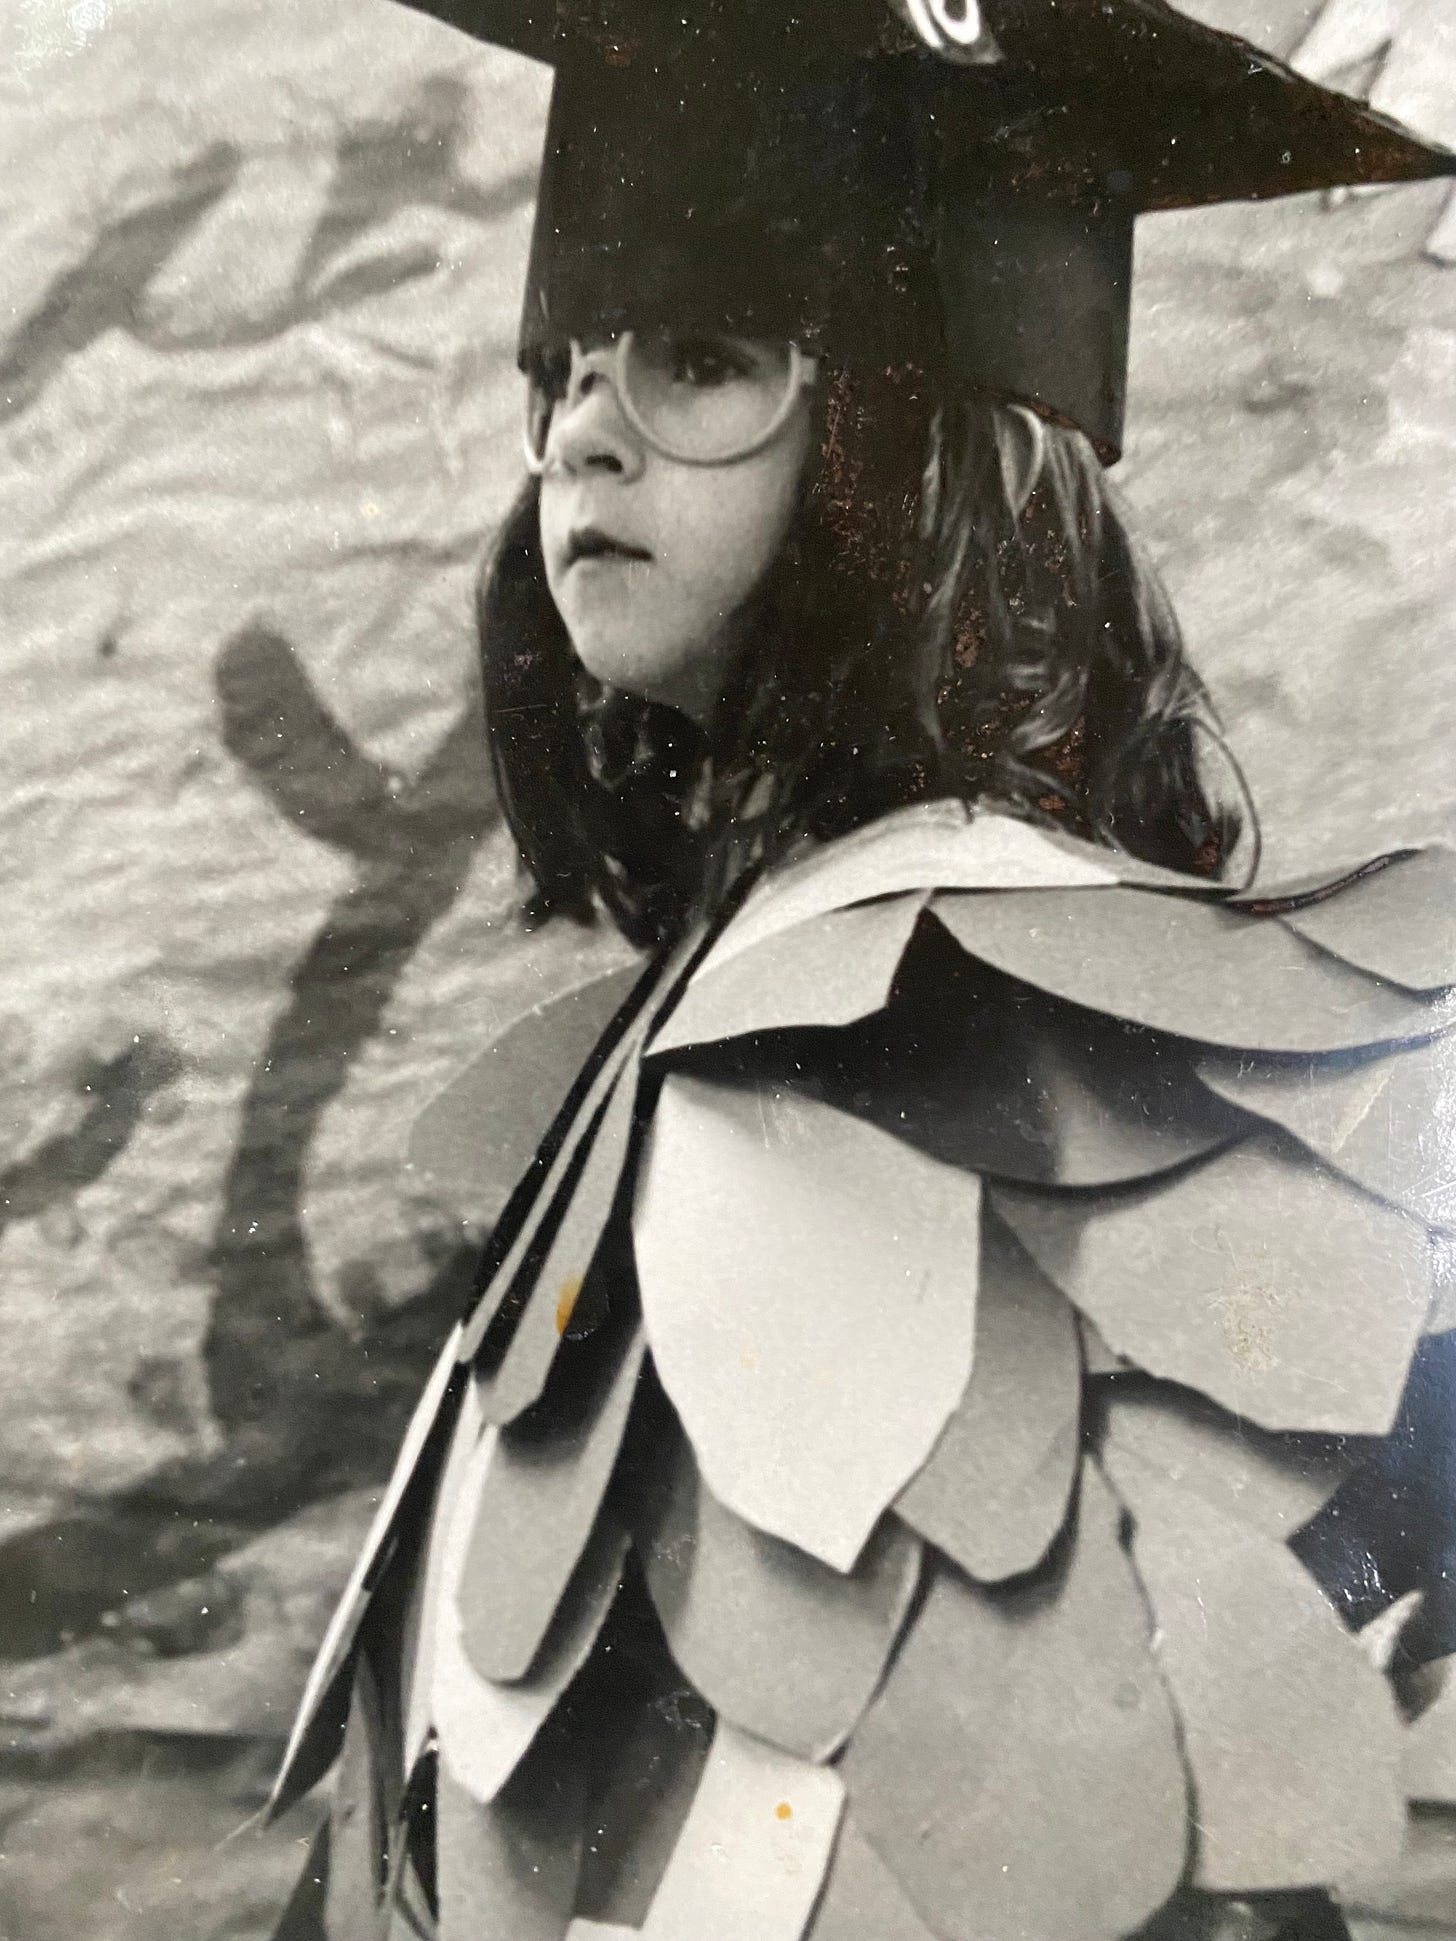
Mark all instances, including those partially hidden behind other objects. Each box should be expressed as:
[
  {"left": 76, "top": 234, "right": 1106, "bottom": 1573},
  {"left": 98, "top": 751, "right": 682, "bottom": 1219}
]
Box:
[{"left": 400, "top": 0, "right": 1455, "bottom": 459}]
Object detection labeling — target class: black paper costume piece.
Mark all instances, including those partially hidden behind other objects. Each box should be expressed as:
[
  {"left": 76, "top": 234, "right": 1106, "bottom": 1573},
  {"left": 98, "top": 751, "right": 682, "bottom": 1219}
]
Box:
[
  {"left": 473, "top": 1052, "right": 642, "bottom": 1424},
  {"left": 433, "top": 1478, "right": 628, "bottom": 1804},
  {"left": 396, "top": 0, "right": 1456, "bottom": 460},
  {"left": 274, "top": 801, "right": 1456, "bottom": 1939}
]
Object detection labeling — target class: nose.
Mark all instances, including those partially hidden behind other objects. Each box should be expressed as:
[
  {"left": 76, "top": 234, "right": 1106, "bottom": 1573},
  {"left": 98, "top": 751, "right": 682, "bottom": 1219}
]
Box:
[{"left": 542, "top": 342, "right": 644, "bottom": 481}]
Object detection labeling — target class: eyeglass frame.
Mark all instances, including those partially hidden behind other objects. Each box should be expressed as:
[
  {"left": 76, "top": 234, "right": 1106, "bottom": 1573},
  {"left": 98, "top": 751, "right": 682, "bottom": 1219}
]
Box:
[{"left": 523, "top": 329, "right": 819, "bottom": 474}]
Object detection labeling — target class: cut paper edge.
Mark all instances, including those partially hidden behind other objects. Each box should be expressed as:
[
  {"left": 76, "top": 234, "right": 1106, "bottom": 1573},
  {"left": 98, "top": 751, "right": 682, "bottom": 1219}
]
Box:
[
  {"left": 1338, "top": 1808, "right": 1456, "bottom": 1938},
  {"left": 635, "top": 1073, "right": 979, "bottom": 1571},
  {"left": 806, "top": 1813, "right": 939, "bottom": 1941},
  {"left": 1275, "top": 848, "right": 1456, "bottom": 994},
  {"left": 474, "top": 1056, "right": 644, "bottom": 1427},
  {"left": 1429, "top": 1268, "right": 1456, "bottom": 1336},
  {"left": 1104, "top": 1441, "right": 1406, "bottom": 1893},
  {"left": 897, "top": 1214, "right": 1081, "bottom": 1582},
  {"left": 461, "top": 1322, "right": 646, "bottom": 1683},
  {"left": 703, "top": 802, "right": 1123, "bottom": 974},
  {"left": 1404, "top": 1656, "right": 1456, "bottom": 1805},
  {"left": 270, "top": 1321, "right": 464, "bottom": 1815},
  {"left": 459, "top": 912, "right": 715, "bottom": 1367},
  {"left": 934, "top": 886, "right": 1456, "bottom": 1054},
  {"left": 990, "top": 1140, "right": 1432, "bottom": 1436},
  {"left": 403, "top": 1369, "right": 488, "bottom": 1774},
  {"left": 1358, "top": 1592, "right": 1425, "bottom": 1677},
  {"left": 1102, "top": 1385, "right": 1353, "bottom": 1542},
  {"left": 433, "top": 1465, "right": 628, "bottom": 1805},
  {"left": 458, "top": 1028, "right": 642, "bottom": 1365},
  {"left": 435, "top": 1743, "right": 588, "bottom": 1941},
  {"left": 637, "top": 1438, "right": 922, "bottom": 1762},
  {"left": 967, "top": 1018, "right": 1244, "bottom": 1190},
  {"left": 1198, "top": 1037, "right": 1456, "bottom": 1233},
  {"left": 1081, "top": 1316, "right": 1136, "bottom": 1376},
  {"left": 640, "top": 1721, "right": 846, "bottom": 1941},
  {"left": 831, "top": 948, "right": 1249, "bottom": 1192},
  {"left": 844, "top": 1467, "right": 1189, "bottom": 1941},
  {"left": 408, "top": 961, "right": 644, "bottom": 1229},
  {"left": 648, "top": 893, "right": 928, "bottom": 1056}
]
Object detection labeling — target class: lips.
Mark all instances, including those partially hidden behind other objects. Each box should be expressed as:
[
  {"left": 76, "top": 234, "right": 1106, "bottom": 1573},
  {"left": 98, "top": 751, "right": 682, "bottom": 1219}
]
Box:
[{"left": 566, "top": 524, "right": 653, "bottom": 567}]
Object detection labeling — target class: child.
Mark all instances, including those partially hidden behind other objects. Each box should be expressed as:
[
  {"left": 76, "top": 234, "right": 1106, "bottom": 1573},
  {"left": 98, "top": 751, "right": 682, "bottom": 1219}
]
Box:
[{"left": 272, "top": 2, "right": 1456, "bottom": 1936}]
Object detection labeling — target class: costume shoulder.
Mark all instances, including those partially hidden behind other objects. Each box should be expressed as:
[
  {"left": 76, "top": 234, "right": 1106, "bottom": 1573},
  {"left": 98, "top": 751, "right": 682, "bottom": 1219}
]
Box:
[{"left": 273, "top": 801, "right": 1456, "bottom": 1941}]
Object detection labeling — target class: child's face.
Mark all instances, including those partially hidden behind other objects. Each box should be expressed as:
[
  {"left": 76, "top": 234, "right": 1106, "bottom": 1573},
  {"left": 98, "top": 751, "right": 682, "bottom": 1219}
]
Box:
[{"left": 534, "top": 331, "right": 816, "bottom": 726}]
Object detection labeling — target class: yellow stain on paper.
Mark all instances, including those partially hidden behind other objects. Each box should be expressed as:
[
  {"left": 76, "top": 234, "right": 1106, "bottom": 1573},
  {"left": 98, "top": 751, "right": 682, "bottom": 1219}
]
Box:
[
  {"left": 775, "top": 1801, "right": 793, "bottom": 1821},
  {"left": 555, "top": 1276, "right": 584, "bottom": 1336}
]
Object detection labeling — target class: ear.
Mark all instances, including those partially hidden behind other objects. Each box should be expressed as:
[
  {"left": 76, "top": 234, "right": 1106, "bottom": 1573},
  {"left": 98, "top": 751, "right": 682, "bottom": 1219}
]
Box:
[{"left": 995, "top": 403, "right": 1048, "bottom": 522}]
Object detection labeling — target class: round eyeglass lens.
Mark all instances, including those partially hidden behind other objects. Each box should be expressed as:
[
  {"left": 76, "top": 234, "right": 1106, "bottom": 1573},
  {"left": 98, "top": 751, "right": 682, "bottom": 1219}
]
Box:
[{"left": 621, "top": 331, "right": 799, "bottom": 463}]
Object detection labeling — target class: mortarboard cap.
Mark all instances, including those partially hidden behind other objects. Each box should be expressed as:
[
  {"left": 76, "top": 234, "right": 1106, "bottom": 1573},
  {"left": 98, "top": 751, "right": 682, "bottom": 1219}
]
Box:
[{"left": 397, "top": 0, "right": 1456, "bottom": 458}]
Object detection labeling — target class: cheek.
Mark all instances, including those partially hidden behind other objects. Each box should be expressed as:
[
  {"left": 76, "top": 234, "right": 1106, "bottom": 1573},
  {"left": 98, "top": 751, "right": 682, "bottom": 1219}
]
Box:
[{"left": 661, "top": 443, "right": 807, "bottom": 618}]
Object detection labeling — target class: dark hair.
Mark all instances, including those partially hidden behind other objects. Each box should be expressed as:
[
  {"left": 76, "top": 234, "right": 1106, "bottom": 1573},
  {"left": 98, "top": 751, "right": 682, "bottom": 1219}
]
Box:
[{"left": 479, "top": 363, "right": 1244, "bottom": 948}]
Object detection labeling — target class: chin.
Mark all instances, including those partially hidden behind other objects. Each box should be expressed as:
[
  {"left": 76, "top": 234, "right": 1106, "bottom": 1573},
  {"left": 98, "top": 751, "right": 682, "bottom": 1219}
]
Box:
[
  {"left": 570, "top": 629, "right": 655, "bottom": 697},
  {"left": 569, "top": 625, "right": 707, "bottom": 718}
]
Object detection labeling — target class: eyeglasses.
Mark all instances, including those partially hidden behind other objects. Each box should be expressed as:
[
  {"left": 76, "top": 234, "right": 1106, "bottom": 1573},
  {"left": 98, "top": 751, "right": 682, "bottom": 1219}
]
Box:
[{"left": 524, "top": 329, "right": 817, "bottom": 472}]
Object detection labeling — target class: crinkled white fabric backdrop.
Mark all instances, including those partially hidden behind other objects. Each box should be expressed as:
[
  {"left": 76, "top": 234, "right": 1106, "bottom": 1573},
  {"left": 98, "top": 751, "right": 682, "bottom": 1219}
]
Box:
[{"left": 0, "top": 0, "right": 1449, "bottom": 1933}]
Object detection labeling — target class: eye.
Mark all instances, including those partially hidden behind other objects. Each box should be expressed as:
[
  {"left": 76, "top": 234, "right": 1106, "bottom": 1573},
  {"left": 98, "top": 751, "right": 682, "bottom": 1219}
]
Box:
[{"left": 663, "top": 334, "right": 755, "bottom": 388}]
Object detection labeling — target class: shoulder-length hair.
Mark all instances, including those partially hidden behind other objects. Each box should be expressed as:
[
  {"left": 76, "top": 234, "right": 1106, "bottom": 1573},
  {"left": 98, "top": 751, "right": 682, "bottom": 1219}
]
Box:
[{"left": 478, "top": 362, "right": 1243, "bottom": 948}]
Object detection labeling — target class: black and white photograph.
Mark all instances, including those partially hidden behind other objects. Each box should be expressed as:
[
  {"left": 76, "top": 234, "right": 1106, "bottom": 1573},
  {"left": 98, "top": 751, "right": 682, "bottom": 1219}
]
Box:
[{"left": 2, "top": 1, "right": 1455, "bottom": 1936}]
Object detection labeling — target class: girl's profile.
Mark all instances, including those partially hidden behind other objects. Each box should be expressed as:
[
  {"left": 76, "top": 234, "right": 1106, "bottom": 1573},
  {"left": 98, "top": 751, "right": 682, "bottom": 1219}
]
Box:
[{"left": 265, "top": 2, "right": 1456, "bottom": 1938}]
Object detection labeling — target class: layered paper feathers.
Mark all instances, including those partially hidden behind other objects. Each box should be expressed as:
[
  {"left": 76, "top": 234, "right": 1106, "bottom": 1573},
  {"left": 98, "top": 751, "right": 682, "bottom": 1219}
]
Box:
[{"left": 277, "top": 804, "right": 1456, "bottom": 1941}]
